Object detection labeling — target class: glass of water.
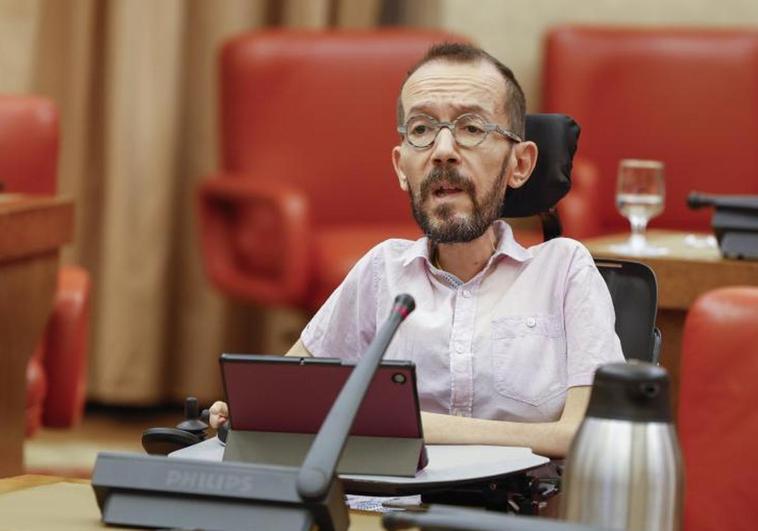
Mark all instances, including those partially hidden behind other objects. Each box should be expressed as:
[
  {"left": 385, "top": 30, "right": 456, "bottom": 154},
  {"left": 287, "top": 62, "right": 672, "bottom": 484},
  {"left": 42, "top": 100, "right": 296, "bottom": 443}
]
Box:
[{"left": 610, "top": 159, "right": 667, "bottom": 256}]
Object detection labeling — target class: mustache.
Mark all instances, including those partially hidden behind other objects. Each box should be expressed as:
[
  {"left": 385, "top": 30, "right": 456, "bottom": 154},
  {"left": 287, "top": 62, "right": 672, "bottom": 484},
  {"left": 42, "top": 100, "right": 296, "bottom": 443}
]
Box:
[{"left": 419, "top": 166, "right": 475, "bottom": 200}]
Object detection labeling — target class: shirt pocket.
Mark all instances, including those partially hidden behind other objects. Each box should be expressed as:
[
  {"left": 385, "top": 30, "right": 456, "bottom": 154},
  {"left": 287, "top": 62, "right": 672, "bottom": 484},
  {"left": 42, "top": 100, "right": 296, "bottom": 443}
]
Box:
[{"left": 490, "top": 314, "right": 566, "bottom": 406}]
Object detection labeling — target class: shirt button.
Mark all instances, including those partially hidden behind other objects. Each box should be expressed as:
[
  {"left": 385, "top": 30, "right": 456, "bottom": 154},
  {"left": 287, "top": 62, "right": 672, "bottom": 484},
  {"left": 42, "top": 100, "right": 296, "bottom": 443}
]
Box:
[
  {"left": 461, "top": 289, "right": 471, "bottom": 298},
  {"left": 526, "top": 317, "right": 537, "bottom": 328},
  {"left": 455, "top": 344, "right": 464, "bottom": 353}
]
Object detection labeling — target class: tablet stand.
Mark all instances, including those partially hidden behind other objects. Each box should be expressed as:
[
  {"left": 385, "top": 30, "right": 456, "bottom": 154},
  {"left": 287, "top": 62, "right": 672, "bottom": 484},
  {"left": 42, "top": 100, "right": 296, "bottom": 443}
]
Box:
[{"left": 224, "top": 430, "right": 424, "bottom": 476}]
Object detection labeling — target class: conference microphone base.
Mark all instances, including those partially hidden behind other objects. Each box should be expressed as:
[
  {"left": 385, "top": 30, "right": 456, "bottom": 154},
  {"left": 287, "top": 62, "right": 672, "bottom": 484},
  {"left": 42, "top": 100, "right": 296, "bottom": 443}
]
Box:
[{"left": 92, "top": 452, "right": 348, "bottom": 531}]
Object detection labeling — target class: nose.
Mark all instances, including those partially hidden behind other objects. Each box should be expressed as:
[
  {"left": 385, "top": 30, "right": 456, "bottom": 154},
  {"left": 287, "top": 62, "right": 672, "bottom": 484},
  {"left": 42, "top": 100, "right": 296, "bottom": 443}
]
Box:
[{"left": 431, "top": 126, "right": 460, "bottom": 166}]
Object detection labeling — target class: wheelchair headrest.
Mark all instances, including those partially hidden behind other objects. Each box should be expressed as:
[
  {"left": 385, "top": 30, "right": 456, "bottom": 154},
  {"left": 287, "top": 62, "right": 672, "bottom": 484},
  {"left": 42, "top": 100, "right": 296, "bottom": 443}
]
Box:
[{"left": 500, "top": 113, "right": 579, "bottom": 218}]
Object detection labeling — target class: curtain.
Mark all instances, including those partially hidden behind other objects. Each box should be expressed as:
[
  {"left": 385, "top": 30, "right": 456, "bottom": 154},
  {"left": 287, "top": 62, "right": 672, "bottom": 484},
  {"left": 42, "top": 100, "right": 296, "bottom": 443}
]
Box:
[{"left": 1, "top": 0, "right": 434, "bottom": 404}]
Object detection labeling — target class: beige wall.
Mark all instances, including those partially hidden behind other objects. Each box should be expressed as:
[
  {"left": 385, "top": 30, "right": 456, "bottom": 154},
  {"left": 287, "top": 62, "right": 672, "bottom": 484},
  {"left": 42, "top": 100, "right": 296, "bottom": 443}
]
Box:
[
  {"left": 438, "top": 0, "right": 758, "bottom": 111},
  {"left": 0, "top": 0, "right": 42, "bottom": 93}
]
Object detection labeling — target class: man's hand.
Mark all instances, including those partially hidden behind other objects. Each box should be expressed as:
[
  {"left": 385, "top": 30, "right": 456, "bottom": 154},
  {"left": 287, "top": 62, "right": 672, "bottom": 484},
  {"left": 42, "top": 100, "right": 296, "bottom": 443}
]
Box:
[
  {"left": 206, "top": 341, "right": 310, "bottom": 430},
  {"left": 209, "top": 401, "right": 229, "bottom": 429}
]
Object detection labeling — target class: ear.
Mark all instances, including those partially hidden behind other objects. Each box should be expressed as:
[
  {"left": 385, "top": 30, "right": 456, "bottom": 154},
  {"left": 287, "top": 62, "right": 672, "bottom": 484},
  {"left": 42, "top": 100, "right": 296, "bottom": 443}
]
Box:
[
  {"left": 392, "top": 145, "right": 409, "bottom": 192},
  {"left": 507, "top": 140, "right": 538, "bottom": 189}
]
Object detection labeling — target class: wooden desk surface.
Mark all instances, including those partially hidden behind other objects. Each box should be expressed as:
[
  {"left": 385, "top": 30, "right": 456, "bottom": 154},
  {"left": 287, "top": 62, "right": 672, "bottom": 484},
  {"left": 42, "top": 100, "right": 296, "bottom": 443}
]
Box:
[
  {"left": 0, "top": 475, "right": 386, "bottom": 530},
  {"left": 584, "top": 230, "right": 758, "bottom": 310}
]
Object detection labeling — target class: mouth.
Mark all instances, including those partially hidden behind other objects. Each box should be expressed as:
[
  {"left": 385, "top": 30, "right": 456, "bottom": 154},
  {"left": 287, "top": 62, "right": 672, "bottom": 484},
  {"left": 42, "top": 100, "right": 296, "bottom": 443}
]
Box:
[{"left": 431, "top": 182, "right": 465, "bottom": 198}]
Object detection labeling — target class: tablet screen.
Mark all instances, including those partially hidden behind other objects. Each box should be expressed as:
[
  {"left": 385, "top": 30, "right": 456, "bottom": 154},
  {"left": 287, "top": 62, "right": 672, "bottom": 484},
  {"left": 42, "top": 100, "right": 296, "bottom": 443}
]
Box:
[{"left": 221, "top": 354, "right": 424, "bottom": 439}]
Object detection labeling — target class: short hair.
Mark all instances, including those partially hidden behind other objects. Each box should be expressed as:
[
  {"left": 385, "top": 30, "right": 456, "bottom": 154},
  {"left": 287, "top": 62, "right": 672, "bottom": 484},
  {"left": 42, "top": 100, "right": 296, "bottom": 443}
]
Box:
[{"left": 396, "top": 42, "right": 526, "bottom": 138}]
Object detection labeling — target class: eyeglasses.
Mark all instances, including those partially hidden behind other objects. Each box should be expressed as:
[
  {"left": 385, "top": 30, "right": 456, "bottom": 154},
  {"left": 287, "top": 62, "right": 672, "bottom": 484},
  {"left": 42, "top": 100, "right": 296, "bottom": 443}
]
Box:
[{"left": 397, "top": 113, "right": 523, "bottom": 149}]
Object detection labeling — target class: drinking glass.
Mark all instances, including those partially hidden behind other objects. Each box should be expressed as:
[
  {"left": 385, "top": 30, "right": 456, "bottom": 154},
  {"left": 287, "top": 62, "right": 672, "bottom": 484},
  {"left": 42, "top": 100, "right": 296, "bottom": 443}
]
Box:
[{"left": 610, "top": 159, "right": 667, "bottom": 256}]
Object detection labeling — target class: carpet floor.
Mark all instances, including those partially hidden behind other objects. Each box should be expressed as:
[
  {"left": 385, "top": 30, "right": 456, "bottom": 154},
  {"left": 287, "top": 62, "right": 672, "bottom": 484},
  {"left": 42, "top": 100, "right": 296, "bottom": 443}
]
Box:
[{"left": 24, "top": 406, "right": 183, "bottom": 478}]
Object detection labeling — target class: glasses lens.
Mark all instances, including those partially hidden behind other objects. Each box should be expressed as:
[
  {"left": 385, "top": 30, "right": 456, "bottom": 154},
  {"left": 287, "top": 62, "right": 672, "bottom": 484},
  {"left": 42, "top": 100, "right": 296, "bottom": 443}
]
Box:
[
  {"left": 405, "top": 116, "right": 437, "bottom": 147},
  {"left": 454, "top": 115, "right": 488, "bottom": 147}
]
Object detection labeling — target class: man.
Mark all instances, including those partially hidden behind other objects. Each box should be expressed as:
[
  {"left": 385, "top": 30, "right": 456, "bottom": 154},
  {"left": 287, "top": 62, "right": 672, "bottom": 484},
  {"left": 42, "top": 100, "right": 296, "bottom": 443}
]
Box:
[{"left": 211, "top": 43, "right": 623, "bottom": 458}]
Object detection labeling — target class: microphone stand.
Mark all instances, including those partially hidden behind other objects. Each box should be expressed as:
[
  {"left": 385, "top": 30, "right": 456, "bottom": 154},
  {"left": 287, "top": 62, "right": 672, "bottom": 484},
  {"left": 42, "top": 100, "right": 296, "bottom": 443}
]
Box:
[{"left": 298, "top": 293, "right": 416, "bottom": 502}]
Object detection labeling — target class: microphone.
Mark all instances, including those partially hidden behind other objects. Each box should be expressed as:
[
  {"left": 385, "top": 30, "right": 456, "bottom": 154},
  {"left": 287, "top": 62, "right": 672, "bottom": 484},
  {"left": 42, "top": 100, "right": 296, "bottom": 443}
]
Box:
[
  {"left": 687, "top": 191, "right": 758, "bottom": 211},
  {"left": 686, "top": 191, "right": 712, "bottom": 210},
  {"left": 296, "top": 293, "right": 416, "bottom": 502}
]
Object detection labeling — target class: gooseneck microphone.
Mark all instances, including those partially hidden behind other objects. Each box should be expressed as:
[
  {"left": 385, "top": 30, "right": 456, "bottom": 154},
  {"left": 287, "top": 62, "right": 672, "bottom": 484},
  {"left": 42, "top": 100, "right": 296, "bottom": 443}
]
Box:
[
  {"left": 296, "top": 294, "right": 416, "bottom": 502},
  {"left": 687, "top": 191, "right": 758, "bottom": 211}
]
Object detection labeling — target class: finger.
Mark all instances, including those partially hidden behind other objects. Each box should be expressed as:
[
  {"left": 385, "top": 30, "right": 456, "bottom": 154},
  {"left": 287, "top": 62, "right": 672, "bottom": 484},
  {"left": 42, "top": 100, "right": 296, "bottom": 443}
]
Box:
[
  {"left": 209, "top": 401, "right": 228, "bottom": 416},
  {"left": 210, "top": 410, "right": 228, "bottom": 428}
]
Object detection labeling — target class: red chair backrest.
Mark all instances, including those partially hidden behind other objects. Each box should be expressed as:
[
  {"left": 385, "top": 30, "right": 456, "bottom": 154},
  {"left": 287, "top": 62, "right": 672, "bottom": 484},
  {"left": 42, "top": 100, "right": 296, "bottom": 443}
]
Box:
[
  {"left": 543, "top": 26, "right": 758, "bottom": 235},
  {"left": 219, "top": 29, "right": 463, "bottom": 228},
  {"left": 0, "top": 95, "right": 59, "bottom": 195},
  {"left": 678, "top": 286, "right": 758, "bottom": 531}
]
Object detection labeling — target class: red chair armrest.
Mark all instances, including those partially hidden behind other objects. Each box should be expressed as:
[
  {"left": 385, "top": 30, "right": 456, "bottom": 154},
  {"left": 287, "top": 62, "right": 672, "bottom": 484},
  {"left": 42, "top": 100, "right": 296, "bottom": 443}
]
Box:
[
  {"left": 197, "top": 174, "right": 311, "bottom": 306},
  {"left": 25, "top": 350, "right": 47, "bottom": 437},
  {"left": 41, "top": 265, "right": 91, "bottom": 428}
]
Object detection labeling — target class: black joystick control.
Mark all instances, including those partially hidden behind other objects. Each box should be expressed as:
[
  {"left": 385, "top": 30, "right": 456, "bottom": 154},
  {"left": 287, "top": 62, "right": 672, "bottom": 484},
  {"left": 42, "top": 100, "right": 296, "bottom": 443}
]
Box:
[
  {"left": 141, "top": 397, "right": 211, "bottom": 455},
  {"left": 177, "top": 397, "right": 208, "bottom": 438}
]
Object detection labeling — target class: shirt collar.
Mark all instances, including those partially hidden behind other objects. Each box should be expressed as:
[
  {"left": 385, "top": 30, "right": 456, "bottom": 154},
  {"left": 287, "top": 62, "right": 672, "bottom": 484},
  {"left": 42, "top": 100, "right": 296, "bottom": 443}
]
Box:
[
  {"left": 400, "top": 219, "right": 533, "bottom": 268},
  {"left": 492, "top": 219, "right": 532, "bottom": 263}
]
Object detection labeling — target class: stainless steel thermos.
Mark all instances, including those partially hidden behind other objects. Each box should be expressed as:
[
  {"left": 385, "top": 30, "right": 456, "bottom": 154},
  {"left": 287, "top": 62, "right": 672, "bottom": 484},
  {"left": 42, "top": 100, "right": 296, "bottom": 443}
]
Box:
[{"left": 561, "top": 362, "right": 683, "bottom": 530}]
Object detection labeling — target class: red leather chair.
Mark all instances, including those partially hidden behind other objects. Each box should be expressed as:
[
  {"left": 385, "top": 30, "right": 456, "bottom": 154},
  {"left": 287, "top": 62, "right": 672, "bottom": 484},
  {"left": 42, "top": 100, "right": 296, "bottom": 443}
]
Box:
[
  {"left": 542, "top": 26, "right": 758, "bottom": 238},
  {"left": 198, "top": 30, "right": 468, "bottom": 311},
  {"left": 678, "top": 286, "right": 758, "bottom": 531},
  {"left": 0, "top": 95, "right": 91, "bottom": 436}
]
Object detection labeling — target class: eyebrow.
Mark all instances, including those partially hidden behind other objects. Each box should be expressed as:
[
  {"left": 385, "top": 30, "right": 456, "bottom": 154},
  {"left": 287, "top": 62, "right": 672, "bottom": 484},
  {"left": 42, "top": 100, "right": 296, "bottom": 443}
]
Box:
[{"left": 406, "top": 102, "right": 492, "bottom": 119}]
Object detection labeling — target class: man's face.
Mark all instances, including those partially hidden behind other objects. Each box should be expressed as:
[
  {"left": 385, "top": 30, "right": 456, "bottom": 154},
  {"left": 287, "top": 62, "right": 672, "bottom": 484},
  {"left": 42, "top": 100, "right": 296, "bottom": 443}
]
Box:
[{"left": 392, "top": 59, "right": 524, "bottom": 243}]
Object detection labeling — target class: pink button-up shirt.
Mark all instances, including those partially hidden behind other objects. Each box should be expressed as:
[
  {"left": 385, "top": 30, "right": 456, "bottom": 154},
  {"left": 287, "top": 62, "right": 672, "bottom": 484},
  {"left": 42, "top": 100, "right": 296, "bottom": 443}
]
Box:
[{"left": 301, "top": 220, "right": 624, "bottom": 422}]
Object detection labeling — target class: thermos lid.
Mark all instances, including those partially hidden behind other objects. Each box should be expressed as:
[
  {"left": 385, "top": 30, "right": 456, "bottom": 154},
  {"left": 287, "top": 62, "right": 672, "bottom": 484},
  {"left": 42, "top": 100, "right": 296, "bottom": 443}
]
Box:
[{"left": 585, "top": 362, "right": 672, "bottom": 422}]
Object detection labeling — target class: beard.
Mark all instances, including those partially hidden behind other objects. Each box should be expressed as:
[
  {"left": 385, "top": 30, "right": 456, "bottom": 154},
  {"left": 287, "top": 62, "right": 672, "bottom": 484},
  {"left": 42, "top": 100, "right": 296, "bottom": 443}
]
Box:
[{"left": 408, "top": 162, "right": 508, "bottom": 244}]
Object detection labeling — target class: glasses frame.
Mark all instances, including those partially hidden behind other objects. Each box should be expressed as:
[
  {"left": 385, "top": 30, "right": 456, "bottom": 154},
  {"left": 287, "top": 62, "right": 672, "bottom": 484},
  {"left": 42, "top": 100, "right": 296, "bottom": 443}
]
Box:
[{"left": 397, "top": 113, "right": 523, "bottom": 148}]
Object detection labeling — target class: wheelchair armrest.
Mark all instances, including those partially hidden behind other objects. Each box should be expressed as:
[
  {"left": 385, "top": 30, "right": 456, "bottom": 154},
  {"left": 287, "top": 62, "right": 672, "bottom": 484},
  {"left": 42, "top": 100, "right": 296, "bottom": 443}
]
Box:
[
  {"left": 652, "top": 327, "right": 662, "bottom": 365},
  {"left": 197, "top": 173, "right": 312, "bottom": 306}
]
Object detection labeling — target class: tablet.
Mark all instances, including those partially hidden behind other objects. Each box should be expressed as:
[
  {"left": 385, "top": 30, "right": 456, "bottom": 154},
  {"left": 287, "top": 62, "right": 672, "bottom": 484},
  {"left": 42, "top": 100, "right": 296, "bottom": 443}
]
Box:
[{"left": 220, "top": 354, "right": 428, "bottom": 471}]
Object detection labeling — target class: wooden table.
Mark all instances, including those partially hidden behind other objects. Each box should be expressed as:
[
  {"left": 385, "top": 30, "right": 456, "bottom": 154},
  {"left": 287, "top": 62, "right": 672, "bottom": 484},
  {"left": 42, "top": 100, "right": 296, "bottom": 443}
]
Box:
[
  {"left": 584, "top": 230, "right": 758, "bottom": 414},
  {"left": 0, "top": 195, "right": 74, "bottom": 477},
  {"left": 0, "top": 475, "right": 387, "bottom": 530}
]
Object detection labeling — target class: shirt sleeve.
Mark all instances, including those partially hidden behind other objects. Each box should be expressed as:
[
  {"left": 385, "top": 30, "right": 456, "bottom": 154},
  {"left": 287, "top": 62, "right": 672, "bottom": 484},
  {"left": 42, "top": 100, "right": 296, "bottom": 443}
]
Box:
[
  {"left": 300, "top": 246, "right": 380, "bottom": 362},
  {"left": 563, "top": 247, "right": 625, "bottom": 388}
]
